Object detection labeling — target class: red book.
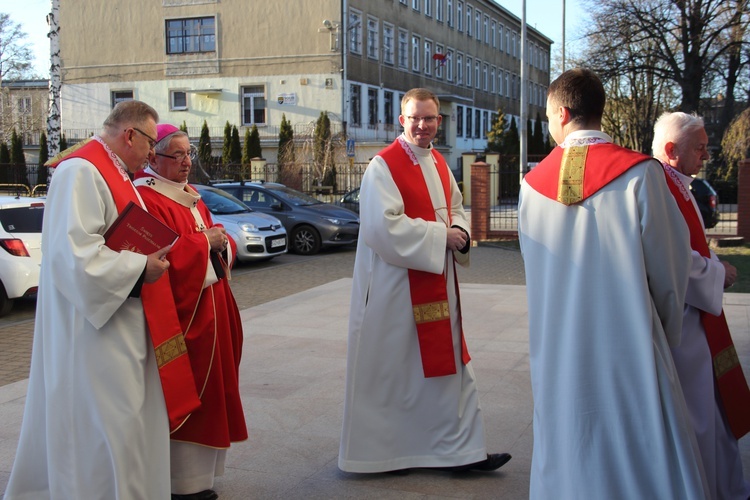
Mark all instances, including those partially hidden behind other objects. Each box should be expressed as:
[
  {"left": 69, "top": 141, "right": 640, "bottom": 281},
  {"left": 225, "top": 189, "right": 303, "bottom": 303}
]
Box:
[{"left": 104, "top": 201, "right": 178, "bottom": 254}]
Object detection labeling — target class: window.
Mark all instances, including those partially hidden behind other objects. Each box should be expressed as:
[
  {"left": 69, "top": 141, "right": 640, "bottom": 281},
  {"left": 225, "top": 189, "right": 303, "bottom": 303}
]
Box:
[
  {"left": 483, "top": 111, "right": 489, "bottom": 136},
  {"left": 424, "top": 39, "right": 432, "bottom": 75},
  {"left": 506, "top": 29, "right": 510, "bottom": 54},
  {"left": 368, "top": 88, "right": 378, "bottom": 127},
  {"left": 367, "top": 17, "right": 379, "bottom": 60},
  {"left": 241, "top": 86, "right": 266, "bottom": 125},
  {"left": 466, "top": 107, "right": 472, "bottom": 138},
  {"left": 447, "top": 0, "right": 453, "bottom": 27},
  {"left": 17, "top": 97, "right": 32, "bottom": 114},
  {"left": 170, "top": 90, "right": 188, "bottom": 111},
  {"left": 474, "top": 109, "right": 481, "bottom": 138},
  {"left": 111, "top": 90, "right": 133, "bottom": 108},
  {"left": 498, "top": 24, "right": 504, "bottom": 51},
  {"left": 490, "top": 66, "right": 495, "bottom": 93},
  {"left": 398, "top": 29, "right": 409, "bottom": 68},
  {"left": 491, "top": 20, "right": 496, "bottom": 48},
  {"left": 349, "top": 10, "right": 363, "bottom": 55},
  {"left": 446, "top": 48, "right": 454, "bottom": 81},
  {"left": 465, "top": 5, "right": 472, "bottom": 36},
  {"left": 166, "top": 17, "right": 215, "bottom": 54},
  {"left": 465, "top": 56, "right": 472, "bottom": 87},
  {"left": 498, "top": 71, "right": 503, "bottom": 96},
  {"left": 456, "top": 105, "right": 464, "bottom": 137},
  {"left": 412, "top": 34, "right": 421, "bottom": 72},
  {"left": 475, "top": 59, "right": 480, "bottom": 89},
  {"left": 484, "top": 15, "right": 489, "bottom": 44},
  {"left": 435, "top": 44, "right": 444, "bottom": 79},
  {"left": 350, "top": 84, "right": 361, "bottom": 126},
  {"left": 424, "top": 0, "right": 432, "bottom": 17},
  {"left": 413, "top": 0, "right": 420, "bottom": 11},
  {"left": 436, "top": 0, "right": 443, "bottom": 21},
  {"left": 475, "top": 10, "right": 481, "bottom": 40},
  {"left": 483, "top": 63, "right": 488, "bottom": 91},
  {"left": 512, "top": 32, "right": 517, "bottom": 58},
  {"left": 384, "top": 91, "right": 395, "bottom": 127},
  {"left": 456, "top": 53, "right": 463, "bottom": 84},
  {"left": 505, "top": 71, "right": 510, "bottom": 97},
  {"left": 457, "top": 1, "right": 463, "bottom": 31},
  {"left": 383, "top": 24, "right": 394, "bottom": 64},
  {"left": 400, "top": 0, "right": 407, "bottom": 4}
]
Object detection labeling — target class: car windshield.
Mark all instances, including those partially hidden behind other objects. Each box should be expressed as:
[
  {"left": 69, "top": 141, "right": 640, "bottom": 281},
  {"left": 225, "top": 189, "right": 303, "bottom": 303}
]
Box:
[
  {"left": 0, "top": 205, "right": 44, "bottom": 233},
  {"left": 198, "top": 188, "right": 252, "bottom": 215},
  {"left": 268, "top": 186, "right": 323, "bottom": 207}
]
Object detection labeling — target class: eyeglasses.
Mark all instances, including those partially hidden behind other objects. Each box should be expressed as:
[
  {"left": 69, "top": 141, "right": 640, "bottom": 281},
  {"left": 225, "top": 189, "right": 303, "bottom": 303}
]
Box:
[
  {"left": 405, "top": 115, "right": 439, "bottom": 124},
  {"left": 130, "top": 127, "right": 157, "bottom": 149},
  {"left": 156, "top": 145, "right": 197, "bottom": 163}
]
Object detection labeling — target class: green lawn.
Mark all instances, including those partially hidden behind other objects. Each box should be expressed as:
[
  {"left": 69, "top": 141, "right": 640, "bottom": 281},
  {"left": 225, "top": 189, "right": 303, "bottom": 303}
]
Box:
[{"left": 713, "top": 244, "right": 750, "bottom": 293}]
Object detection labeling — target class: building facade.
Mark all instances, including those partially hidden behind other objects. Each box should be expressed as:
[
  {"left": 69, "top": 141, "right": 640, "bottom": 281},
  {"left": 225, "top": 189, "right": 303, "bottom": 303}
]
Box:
[
  {"left": 57, "top": 0, "right": 551, "bottom": 170},
  {"left": 0, "top": 80, "right": 48, "bottom": 162}
]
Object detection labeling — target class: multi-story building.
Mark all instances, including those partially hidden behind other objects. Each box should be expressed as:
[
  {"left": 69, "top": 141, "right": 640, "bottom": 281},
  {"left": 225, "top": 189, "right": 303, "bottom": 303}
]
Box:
[
  {"left": 58, "top": 0, "right": 552, "bottom": 170},
  {"left": 0, "top": 80, "right": 48, "bottom": 162}
]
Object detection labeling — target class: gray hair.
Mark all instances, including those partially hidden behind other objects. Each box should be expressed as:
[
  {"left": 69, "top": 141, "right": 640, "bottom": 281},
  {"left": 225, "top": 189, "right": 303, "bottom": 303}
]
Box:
[
  {"left": 652, "top": 112, "right": 705, "bottom": 161},
  {"left": 155, "top": 130, "right": 189, "bottom": 154}
]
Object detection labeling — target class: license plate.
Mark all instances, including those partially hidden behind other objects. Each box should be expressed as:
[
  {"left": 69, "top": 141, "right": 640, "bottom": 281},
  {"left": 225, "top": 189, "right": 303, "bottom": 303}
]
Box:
[{"left": 271, "top": 237, "right": 286, "bottom": 248}]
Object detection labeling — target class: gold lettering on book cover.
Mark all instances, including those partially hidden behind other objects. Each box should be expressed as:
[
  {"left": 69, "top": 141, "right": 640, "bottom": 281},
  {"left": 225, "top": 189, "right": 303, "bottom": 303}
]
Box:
[
  {"left": 557, "top": 146, "right": 588, "bottom": 205},
  {"left": 155, "top": 334, "right": 189, "bottom": 368},
  {"left": 714, "top": 345, "right": 740, "bottom": 379},
  {"left": 413, "top": 301, "right": 451, "bottom": 324}
]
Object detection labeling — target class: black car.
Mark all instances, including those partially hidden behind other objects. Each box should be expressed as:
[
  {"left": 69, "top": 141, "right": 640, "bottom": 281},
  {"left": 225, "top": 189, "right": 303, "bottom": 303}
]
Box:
[
  {"left": 690, "top": 178, "right": 719, "bottom": 229},
  {"left": 213, "top": 181, "right": 359, "bottom": 255},
  {"left": 335, "top": 187, "right": 360, "bottom": 214}
]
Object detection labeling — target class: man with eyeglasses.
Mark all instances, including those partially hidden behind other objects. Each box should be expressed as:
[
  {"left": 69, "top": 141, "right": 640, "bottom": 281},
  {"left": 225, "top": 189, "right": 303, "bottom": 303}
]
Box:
[
  {"left": 5, "top": 101, "right": 192, "bottom": 499},
  {"left": 339, "top": 88, "right": 511, "bottom": 475},
  {"left": 134, "top": 124, "right": 247, "bottom": 500}
]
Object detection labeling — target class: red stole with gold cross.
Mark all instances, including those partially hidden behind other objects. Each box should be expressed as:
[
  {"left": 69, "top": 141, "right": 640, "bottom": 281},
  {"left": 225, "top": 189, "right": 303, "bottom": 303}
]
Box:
[
  {"left": 662, "top": 163, "right": 750, "bottom": 439},
  {"left": 63, "top": 139, "right": 201, "bottom": 432},
  {"left": 524, "top": 142, "right": 650, "bottom": 205},
  {"left": 380, "top": 137, "right": 470, "bottom": 377}
]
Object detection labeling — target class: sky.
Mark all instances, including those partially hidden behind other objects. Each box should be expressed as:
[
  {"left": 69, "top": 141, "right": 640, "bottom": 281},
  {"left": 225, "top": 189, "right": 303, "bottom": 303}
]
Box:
[{"left": 4, "top": 0, "right": 590, "bottom": 78}]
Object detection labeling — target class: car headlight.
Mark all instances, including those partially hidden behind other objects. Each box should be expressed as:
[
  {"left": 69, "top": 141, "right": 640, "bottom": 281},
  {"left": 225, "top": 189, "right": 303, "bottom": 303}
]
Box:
[
  {"left": 240, "top": 223, "right": 259, "bottom": 232},
  {"left": 323, "top": 217, "right": 343, "bottom": 225}
]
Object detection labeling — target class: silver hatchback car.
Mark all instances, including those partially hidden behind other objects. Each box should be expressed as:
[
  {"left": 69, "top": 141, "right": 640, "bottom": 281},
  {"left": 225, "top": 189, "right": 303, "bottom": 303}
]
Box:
[{"left": 194, "top": 185, "right": 287, "bottom": 262}]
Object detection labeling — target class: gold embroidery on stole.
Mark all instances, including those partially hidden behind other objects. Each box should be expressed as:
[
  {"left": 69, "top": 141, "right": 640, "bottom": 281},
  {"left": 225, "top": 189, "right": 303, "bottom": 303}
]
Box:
[
  {"left": 413, "top": 301, "right": 451, "bottom": 324},
  {"left": 714, "top": 345, "right": 740, "bottom": 379},
  {"left": 155, "top": 334, "right": 189, "bottom": 367},
  {"left": 557, "top": 146, "right": 588, "bottom": 205}
]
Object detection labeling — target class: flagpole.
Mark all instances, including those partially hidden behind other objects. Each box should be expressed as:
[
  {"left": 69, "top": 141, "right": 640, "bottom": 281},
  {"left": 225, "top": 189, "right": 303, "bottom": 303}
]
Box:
[{"left": 519, "top": 0, "right": 527, "bottom": 183}]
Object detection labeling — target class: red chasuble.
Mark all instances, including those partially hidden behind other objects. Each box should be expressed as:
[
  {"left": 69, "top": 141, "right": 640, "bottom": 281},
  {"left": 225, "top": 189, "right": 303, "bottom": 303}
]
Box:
[
  {"left": 134, "top": 171, "right": 247, "bottom": 446},
  {"left": 662, "top": 164, "right": 750, "bottom": 439},
  {"left": 56, "top": 139, "right": 201, "bottom": 431},
  {"left": 380, "top": 137, "right": 470, "bottom": 378},
  {"left": 524, "top": 142, "right": 650, "bottom": 205}
]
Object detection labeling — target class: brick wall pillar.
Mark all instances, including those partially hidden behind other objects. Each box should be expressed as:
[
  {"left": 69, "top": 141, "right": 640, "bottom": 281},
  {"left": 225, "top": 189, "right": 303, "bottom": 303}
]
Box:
[
  {"left": 470, "top": 161, "right": 489, "bottom": 242},
  {"left": 738, "top": 159, "right": 750, "bottom": 240}
]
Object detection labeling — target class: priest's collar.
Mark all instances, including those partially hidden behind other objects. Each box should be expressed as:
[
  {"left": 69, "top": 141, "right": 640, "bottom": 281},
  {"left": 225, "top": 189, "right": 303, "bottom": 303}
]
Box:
[
  {"left": 143, "top": 166, "right": 188, "bottom": 188},
  {"left": 558, "top": 130, "right": 612, "bottom": 149},
  {"left": 397, "top": 134, "right": 433, "bottom": 165}
]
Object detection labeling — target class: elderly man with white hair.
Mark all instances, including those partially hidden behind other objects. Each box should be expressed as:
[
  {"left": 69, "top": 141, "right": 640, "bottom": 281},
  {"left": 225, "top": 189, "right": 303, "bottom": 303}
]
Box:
[{"left": 653, "top": 111, "right": 750, "bottom": 500}]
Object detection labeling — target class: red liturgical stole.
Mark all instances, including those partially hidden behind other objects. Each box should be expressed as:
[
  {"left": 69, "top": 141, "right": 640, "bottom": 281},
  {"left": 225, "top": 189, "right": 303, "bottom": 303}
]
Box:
[
  {"left": 380, "top": 137, "right": 470, "bottom": 378},
  {"left": 65, "top": 139, "right": 201, "bottom": 432},
  {"left": 662, "top": 163, "right": 750, "bottom": 439}
]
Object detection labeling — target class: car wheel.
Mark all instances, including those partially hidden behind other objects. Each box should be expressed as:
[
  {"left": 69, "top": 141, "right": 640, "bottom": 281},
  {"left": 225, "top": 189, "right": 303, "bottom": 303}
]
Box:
[
  {"left": 291, "top": 225, "right": 322, "bottom": 255},
  {"left": 0, "top": 283, "right": 13, "bottom": 317}
]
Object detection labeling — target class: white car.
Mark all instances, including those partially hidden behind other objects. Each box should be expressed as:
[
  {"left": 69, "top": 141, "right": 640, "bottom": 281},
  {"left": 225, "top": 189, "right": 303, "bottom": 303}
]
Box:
[
  {"left": 0, "top": 196, "right": 44, "bottom": 316},
  {"left": 194, "top": 185, "right": 287, "bottom": 262}
]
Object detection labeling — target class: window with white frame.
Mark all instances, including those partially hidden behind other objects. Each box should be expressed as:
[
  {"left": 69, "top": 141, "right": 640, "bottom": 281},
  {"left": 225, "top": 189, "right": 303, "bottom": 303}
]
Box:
[
  {"left": 505, "top": 71, "right": 510, "bottom": 97},
  {"left": 368, "top": 88, "right": 378, "bottom": 127},
  {"left": 491, "top": 20, "right": 496, "bottom": 48},
  {"left": 465, "top": 5, "right": 472, "bottom": 36},
  {"left": 398, "top": 29, "right": 409, "bottom": 68},
  {"left": 475, "top": 10, "right": 481, "bottom": 40},
  {"left": 383, "top": 23, "right": 394, "bottom": 64},
  {"left": 505, "top": 29, "right": 510, "bottom": 54},
  {"left": 474, "top": 109, "right": 481, "bottom": 138},
  {"left": 436, "top": 0, "right": 443, "bottom": 21},
  {"left": 498, "top": 71, "right": 503, "bottom": 96},
  {"left": 424, "top": 0, "right": 432, "bottom": 17},
  {"left": 412, "top": 34, "right": 421, "bottom": 72},
  {"left": 170, "top": 90, "right": 188, "bottom": 111},
  {"left": 512, "top": 32, "right": 517, "bottom": 58},
  {"left": 456, "top": 52, "right": 463, "bottom": 84},
  {"left": 483, "top": 63, "right": 488, "bottom": 91},
  {"left": 17, "top": 97, "right": 32, "bottom": 114},
  {"left": 166, "top": 17, "right": 215, "bottom": 54},
  {"left": 413, "top": 0, "right": 420, "bottom": 11},
  {"left": 490, "top": 66, "right": 495, "bottom": 93},
  {"left": 465, "top": 56, "right": 472, "bottom": 87},
  {"left": 475, "top": 59, "right": 480, "bottom": 89},
  {"left": 466, "top": 107, "right": 472, "bottom": 137},
  {"left": 384, "top": 91, "right": 395, "bottom": 127},
  {"left": 484, "top": 15, "right": 489, "bottom": 44},
  {"left": 447, "top": 0, "right": 453, "bottom": 26},
  {"left": 435, "top": 44, "right": 444, "bottom": 78},
  {"left": 483, "top": 110, "right": 489, "bottom": 136},
  {"left": 111, "top": 90, "right": 134, "bottom": 108},
  {"left": 446, "top": 48, "right": 454, "bottom": 81},
  {"left": 456, "top": 105, "right": 464, "bottom": 137},
  {"left": 349, "top": 10, "right": 363, "bottom": 55},
  {"left": 367, "top": 17, "right": 379, "bottom": 60},
  {"left": 241, "top": 85, "right": 266, "bottom": 125},
  {"left": 498, "top": 24, "right": 503, "bottom": 51},
  {"left": 400, "top": 0, "right": 406, "bottom": 4},
  {"left": 350, "top": 84, "right": 361, "bottom": 126},
  {"left": 424, "top": 39, "right": 432, "bottom": 75}
]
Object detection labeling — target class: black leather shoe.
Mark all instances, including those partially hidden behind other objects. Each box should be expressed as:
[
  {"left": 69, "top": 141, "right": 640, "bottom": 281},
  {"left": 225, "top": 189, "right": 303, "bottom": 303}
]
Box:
[
  {"left": 171, "top": 490, "right": 219, "bottom": 500},
  {"left": 469, "top": 453, "right": 512, "bottom": 471}
]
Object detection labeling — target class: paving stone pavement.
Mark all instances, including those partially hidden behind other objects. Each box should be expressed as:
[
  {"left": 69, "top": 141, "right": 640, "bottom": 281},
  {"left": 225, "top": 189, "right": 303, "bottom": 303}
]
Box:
[{"left": 0, "top": 242, "right": 526, "bottom": 388}]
